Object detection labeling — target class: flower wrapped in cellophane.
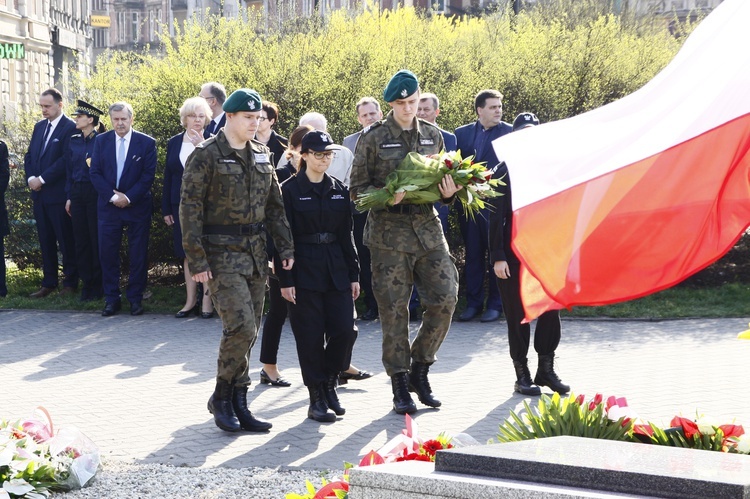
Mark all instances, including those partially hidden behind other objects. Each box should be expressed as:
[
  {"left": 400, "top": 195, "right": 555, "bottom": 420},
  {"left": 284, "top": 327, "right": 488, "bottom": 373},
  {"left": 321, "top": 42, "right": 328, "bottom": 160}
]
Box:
[{"left": 355, "top": 150, "right": 504, "bottom": 219}]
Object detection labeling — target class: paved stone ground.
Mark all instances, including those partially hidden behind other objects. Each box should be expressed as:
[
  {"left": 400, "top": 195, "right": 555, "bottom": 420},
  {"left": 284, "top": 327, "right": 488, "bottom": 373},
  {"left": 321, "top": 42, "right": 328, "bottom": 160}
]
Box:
[{"left": 2, "top": 310, "right": 749, "bottom": 472}]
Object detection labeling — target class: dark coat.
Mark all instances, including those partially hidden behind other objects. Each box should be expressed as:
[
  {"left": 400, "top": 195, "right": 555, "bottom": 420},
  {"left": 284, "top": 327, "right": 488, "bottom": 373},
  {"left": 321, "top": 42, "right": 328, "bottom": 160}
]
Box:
[
  {"left": 454, "top": 120, "right": 512, "bottom": 177},
  {"left": 161, "top": 132, "right": 187, "bottom": 216},
  {"left": 264, "top": 130, "right": 288, "bottom": 167},
  {"left": 65, "top": 129, "right": 99, "bottom": 196},
  {"left": 89, "top": 129, "right": 157, "bottom": 223},
  {"left": 24, "top": 115, "right": 77, "bottom": 204},
  {"left": 488, "top": 163, "right": 517, "bottom": 265},
  {"left": 203, "top": 113, "right": 227, "bottom": 139},
  {"left": 0, "top": 140, "right": 9, "bottom": 237},
  {"left": 276, "top": 171, "right": 358, "bottom": 292}
]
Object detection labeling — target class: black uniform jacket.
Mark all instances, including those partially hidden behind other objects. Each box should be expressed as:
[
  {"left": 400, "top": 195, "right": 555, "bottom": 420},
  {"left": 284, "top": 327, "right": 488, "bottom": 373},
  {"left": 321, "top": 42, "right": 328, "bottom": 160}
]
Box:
[
  {"left": 276, "top": 171, "right": 359, "bottom": 292},
  {"left": 488, "top": 162, "right": 520, "bottom": 266}
]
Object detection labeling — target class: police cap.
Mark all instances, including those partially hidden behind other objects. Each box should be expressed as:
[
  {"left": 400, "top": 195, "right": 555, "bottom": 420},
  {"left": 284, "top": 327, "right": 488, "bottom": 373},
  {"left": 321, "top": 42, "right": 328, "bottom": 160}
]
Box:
[
  {"left": 512, "top": 112, "right": 540, "bottom": 131},
  {"left": 71, "top": 99, "right": 104, "bottom": 118}
]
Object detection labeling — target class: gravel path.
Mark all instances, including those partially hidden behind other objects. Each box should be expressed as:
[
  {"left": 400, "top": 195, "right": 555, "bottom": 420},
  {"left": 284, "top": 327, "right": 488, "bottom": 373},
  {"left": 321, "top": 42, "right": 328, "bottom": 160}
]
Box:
[{"left": 52, "top": 460, "right": 331, "bottom": 498}]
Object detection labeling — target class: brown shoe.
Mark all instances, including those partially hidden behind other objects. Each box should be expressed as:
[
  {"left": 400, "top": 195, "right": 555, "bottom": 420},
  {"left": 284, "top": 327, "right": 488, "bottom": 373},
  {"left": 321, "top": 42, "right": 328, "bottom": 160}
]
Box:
[
  {"left": 59, "top": 287, "right": 77, "bottom": 297},
  {"left": 29, "top": 287, "right": 56, "bottom": 298}
]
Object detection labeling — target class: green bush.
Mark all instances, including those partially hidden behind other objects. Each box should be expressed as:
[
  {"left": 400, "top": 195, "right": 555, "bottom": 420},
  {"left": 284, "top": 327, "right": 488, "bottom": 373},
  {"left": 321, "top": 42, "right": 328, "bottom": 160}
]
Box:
[{"left": 3, "top": 2, "right": 683, "bottom": 283}]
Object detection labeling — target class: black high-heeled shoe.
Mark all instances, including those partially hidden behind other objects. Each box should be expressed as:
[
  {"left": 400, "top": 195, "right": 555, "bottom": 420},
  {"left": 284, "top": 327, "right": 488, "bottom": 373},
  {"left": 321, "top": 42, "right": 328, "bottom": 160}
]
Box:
[
  {"left": 260, "top": 369, "right": 292, "bottom": 387},
  {"left": 175, "top": 302, "right": 199, "bottom": 318},
  {"left": 201, "top": 310, "right": 214, "bottom": 319}
]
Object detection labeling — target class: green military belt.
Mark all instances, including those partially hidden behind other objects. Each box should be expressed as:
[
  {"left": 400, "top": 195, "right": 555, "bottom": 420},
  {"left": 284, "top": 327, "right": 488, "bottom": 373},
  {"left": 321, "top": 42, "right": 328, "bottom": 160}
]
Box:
[
  {"left": 203, "top": 223, "right": 265, "bottom": 236},
  {"left": 295, "top": 232, "right": 338, "bottom": 244}
]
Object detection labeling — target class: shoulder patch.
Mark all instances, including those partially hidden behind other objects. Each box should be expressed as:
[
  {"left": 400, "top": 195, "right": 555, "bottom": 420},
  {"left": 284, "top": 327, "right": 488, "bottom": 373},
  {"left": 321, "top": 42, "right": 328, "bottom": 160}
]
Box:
[
  {"left": 250, "top": 139, "right": 271, "bottom": 153},
  {"left": 361, "top": 121, "right": 383, "bottom": 135}
]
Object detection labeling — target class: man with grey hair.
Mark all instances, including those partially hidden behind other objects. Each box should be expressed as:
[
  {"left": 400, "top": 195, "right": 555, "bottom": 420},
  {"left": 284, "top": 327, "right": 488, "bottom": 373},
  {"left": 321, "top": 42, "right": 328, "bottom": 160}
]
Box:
[
  {"left": 200, "top": 82, "right": 228, "bottom": 139},
  {"left": 90, "top": 102, "right": 157, "bottom": 316},
  {"left": 343, "top": 97, "right": 383, "bottom": 153}
]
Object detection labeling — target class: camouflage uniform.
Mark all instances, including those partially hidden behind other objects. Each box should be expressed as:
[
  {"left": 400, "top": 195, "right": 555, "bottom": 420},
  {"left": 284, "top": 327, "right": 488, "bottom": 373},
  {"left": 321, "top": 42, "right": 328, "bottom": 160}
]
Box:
[
  {"left": 350, "top": 111, "right": 458, "bottom": 377},
  {"left": 180, "top": 130, "right": 293, "bottom": 387}
]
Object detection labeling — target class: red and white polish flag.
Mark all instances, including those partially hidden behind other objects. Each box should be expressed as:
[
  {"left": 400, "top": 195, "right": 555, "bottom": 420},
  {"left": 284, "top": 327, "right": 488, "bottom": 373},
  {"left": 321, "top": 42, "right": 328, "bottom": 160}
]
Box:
[{"left": 492, "top": 0, "right": 750, "bottom": 321}]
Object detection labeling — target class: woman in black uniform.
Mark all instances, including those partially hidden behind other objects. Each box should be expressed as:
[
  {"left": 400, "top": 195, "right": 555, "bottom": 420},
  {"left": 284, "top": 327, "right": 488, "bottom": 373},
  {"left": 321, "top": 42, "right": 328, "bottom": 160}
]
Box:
[
  {"left": 65, "top": 100, "right": 106, "bottom": 302},
  {"left": 277, "top": 130, "right": 359, "bottom": 423}
]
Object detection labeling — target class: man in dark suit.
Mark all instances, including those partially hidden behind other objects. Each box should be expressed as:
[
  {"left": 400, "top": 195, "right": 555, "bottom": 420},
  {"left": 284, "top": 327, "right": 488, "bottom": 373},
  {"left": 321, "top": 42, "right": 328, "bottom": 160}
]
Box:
[
  {"left": 89, "top": 102, "right": 156, "bottom": 316},
  {"left": 24, "top": 88, "right": 78, "bottom": 298},
  {"left": 0, "top": 139, "right": 10, "bottom": 297},
  {"left": 454, "top": 89, "right": 513, "bottom": 323},
  {"left": 199, "top": 82, "right": 227, "bottom": 139}
]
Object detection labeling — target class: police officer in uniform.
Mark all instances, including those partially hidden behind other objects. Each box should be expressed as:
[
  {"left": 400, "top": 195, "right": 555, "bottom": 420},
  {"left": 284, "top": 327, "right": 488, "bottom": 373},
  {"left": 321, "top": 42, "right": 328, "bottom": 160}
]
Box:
[
  {"left": 65, "top": 100, "right": 106, "bottom": 302},
  {"left": 180, "top": 89, "right": 295, "bottom": 433},
  {"left": 350, "top": 70, "right": 461, "bottom": 415},
  {"left": 277, "top": 130, "right": 360, "bottom": 423},
  {"left": 491, "top": 112, "right": 569, "bottom": 396}
]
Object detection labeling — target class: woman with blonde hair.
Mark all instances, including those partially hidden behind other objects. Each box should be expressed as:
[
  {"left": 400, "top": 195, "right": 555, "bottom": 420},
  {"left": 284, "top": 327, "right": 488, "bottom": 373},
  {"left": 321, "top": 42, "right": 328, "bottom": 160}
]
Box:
[{"left": 162, "top": 96, "right": 215, "bottom": 318}]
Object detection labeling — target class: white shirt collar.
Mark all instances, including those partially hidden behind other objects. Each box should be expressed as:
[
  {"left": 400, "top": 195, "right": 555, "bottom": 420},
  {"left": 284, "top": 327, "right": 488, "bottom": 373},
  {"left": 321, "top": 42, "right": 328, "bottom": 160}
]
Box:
[
  {"left": 212, "top": 112, "right": 225, "bottom": 125},
  {"left": 48, "top": 113, "right": 63, "bottom": 129},
  {"left": 116, "top": 128, "right": 134, "bottom": 143}
]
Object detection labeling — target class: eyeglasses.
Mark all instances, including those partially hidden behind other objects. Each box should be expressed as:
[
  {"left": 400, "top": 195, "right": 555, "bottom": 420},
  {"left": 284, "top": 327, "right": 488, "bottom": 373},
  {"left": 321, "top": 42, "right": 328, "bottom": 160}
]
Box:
[
  {"left": 187, "top": 114, "right": 206, "bottom": 119},
  {"left": 258, "top": 117, "right": 268, "bottom": 122},
  {"left": 311, "top": 152, "right": 335, "bottom": 160},
  {"left": 200, "top": 95, "right": 216, "bottom": 102}
]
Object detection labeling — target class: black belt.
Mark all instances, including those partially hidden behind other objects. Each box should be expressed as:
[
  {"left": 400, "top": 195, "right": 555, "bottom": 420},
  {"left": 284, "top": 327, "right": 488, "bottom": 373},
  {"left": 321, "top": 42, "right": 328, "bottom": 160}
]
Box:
[
  {"left": 203, "top": 223, "right": 265, "bottom": 236},
  {"left": 385, "top": 204, "right": 427, "bottom": 214},
  {"left": 295, "top": 232, "right": 337, "bottom": 244}
]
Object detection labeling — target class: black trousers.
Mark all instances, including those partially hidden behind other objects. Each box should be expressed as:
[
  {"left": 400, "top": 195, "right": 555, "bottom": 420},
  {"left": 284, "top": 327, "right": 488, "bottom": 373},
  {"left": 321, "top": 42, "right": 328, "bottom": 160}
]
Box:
[
  {"left": 353, "top": 211, "right": 376, "bottom": 312},
  {"left": 33, "top": 200, "right": 77, "bottom": 289},
  {"left": 0, "top": 236, "right": 6, "bottom": 296},
  {"left": 70, "top": 183, "right": 101, "bottom": 294},
  {"left": 496, "top": 263, "right": 560, "bottom": 362},
  {"left": 288, "top": 287, "right": 357, "bottom": 387},
  {"left": 259, "top": 276, "right": 288, "bottom": 365}
]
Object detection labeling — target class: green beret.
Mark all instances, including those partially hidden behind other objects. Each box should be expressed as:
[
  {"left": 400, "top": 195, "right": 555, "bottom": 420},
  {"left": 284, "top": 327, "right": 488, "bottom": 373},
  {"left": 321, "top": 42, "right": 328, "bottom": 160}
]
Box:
[
  {"left": 383, "top": 69, "right": 419, "bottom": 102},
  {"left": 223, "top": 88, "right": 262, "bottom": 113}
]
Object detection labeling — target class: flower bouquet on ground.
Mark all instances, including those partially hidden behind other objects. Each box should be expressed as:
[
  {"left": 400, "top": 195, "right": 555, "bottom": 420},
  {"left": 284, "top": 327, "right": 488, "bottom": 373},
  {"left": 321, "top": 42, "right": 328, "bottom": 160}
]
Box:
[
  {"left": 496, "top": 392, "right": 749, "bottom": 455},
  {"left": 354, "top": 150, "right": 504, "bottom": 219},
  {"left": 1, "top": 408, "right": 100, "bottom": 498}
]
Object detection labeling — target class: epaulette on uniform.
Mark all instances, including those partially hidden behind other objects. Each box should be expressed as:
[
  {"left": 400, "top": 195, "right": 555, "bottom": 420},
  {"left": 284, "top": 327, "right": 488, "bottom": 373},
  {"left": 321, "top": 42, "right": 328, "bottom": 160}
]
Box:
[
  {"left": 71, "top": 133, "right": 83, "bottom": 138},
  {"left": 361, "top": 121, "right": 383, "bottom": 135},
  {"left": 250, "top": 139, "right": 270, "bottom": 153},
  {"left": 196, "top": 135, "right": 216, "bottom": 150},
  {"left": 417, "top": 118, "right": 440, "bottom": 131}
]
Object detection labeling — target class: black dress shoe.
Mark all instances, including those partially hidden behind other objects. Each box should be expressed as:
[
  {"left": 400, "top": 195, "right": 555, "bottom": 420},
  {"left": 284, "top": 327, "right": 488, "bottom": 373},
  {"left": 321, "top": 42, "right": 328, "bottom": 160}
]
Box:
[
  {"left": 360, "top": 308, "right": 378, "bottom": 321},
  {"left": 338, "top": 370, "right": 373, "bottom": 385},
  {"left": 102, "top": 300, "right": 121, "bottom": 316},
  {"left": 458, "top": 307, "right": 479, "bottom": 321},
  {"left": 480, "top": 309, "right": 502, "bottom": 322},
  {"left": 201, "top": 311, "right": 215, "bottom": 319},
  {"left": 175, "top": 303, "right": 199, "bottom": 318},
  {"left": 29, "top": 287, "right": 56, "bottom": 299},
  {"left": 259, "top": 369, "right": 291, "bottom": 387},
  {"left": 130, "top": 301, "right": 144, "bottom": 316}
]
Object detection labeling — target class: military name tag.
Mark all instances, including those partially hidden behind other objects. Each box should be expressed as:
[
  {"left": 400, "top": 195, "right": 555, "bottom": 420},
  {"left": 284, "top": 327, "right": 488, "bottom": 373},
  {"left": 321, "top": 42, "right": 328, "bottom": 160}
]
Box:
[
  {"left": 419, "top": 139, "right": 435, "bottom": 146},
  {"left": 254, "top": 153, "right": 270, "bottom": 163},
  {"left": 331, "top": 194, "right": 346, "bottom": 200},
  {"left": 380, "top": 143, "right": 402, "bottom": 149},
  {"left": 299, "top": 196, "right": 312, "bottom": 201},
  {"left": 218, "top": 158, "right": 237, "bottom": 164}
]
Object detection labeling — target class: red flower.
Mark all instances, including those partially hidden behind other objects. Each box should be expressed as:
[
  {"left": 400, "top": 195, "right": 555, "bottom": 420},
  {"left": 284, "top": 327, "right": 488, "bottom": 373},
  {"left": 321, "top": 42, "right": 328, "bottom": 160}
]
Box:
[
  {"left": 358, "top": 450, "right": 385, "bottom": 467},
  {"left": 633, "top": 424, "right": 654, "bottom": 437},
  {"left": 719, "top": 424, "right": 745, "bottom": 439},
  {"left": 422, "top": 439, "right": 443, "bottom": 457},
  {"left": 396, "top": 452, "right": 431, "bottom": 462},
  {"left": 670, "top": 416, "right": 701, "bottom": 439},
  {"left": 445, "top": 159, "right": 454, "bottom": 169},
  {"left": 313, "top": 481, "right": 349, "bottom": 499},
  {"left": 575, "top": 394, "right": 585, "bottom": 406},
  {"left": 588, "top": 393, "right": 603, "bottom": 411}
]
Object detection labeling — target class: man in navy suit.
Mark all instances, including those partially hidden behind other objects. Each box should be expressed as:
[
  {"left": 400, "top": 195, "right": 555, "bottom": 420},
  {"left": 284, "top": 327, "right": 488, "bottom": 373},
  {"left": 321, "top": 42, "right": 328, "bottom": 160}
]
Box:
[
  {"left": 24, "top": 88, "right": 78, "bottom": 298},
  {"left": 89, "top": 102, "right": 156, "bottom": 316},
  {"left": 454, "top": 89, "right": 513, "bottom": 323},
  {"left": 199, "top": 82, "right": 227, "bottom": 139}
]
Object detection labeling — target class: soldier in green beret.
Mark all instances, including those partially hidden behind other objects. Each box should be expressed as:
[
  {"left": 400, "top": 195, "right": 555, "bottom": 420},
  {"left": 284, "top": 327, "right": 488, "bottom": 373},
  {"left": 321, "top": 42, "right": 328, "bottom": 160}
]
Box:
[
  {"left": 180, "top": 88, "right": 295, "bottom": 432},
  {"left": 350, "top": 70, "right": 461, "bottom": 415}
]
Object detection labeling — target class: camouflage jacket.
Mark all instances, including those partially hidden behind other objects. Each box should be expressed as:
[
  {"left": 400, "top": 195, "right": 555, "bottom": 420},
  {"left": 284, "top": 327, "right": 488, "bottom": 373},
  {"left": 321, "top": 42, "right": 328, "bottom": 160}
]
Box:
[
  {"left": 179, "top": 130, "right": 293, "bottom": 276},
  {"left": 350, "top": 111, "right": 446, "bottom": 252}
]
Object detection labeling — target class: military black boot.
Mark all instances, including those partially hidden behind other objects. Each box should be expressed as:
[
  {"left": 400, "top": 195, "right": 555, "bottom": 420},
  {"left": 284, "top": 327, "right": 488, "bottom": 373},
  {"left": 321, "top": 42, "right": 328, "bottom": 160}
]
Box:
[
  {"left": 408, "top": 362, "right": 441, "bottom": 408},
  {"left": 232, "top": 386, "right": 273, "bottom": 432},
  {"left": 534, "top": 353, "right": 570, "bottom": 394},
  {"left": 308, "top": 384, "right": 336, "bottom": 422},
  {"left": 207, "top": 379, "right": 241, "bottom": 432},
  {"left": 513, "top": 359, "right": 541, "bottom": 396},
  {"left": 324, "top": 373, "right": 346, "bottom": 416},
  {"left": 391, "top": 373, "right": 418, "bottom": 414}
]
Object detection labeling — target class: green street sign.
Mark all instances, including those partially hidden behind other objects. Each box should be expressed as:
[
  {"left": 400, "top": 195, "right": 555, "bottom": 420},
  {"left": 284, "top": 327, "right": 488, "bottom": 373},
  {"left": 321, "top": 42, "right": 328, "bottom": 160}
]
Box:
[{"left": 0, "top": 43, "right": 25, "bottom": 59}]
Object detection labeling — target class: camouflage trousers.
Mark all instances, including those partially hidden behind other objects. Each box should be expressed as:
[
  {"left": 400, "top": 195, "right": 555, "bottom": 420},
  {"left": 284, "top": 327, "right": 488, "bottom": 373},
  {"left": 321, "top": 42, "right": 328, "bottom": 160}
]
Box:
[
  {"left": 207, "top": 272, "right": 266, "bottom": 386},
  {"left": 370, "top": 245, "right": 458, "bottom": 377}
]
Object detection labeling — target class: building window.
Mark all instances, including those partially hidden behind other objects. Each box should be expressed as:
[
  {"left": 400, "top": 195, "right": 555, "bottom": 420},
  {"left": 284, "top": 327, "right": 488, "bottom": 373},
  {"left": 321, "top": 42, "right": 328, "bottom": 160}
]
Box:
[
  {"left": 93, "top": 28, "right": 108, "bottom": 48},
  {"left": 132, "top": 12, "right": 140, "bottom": 42},
  {"left": 671, "top": 0, "right": 685, "bottom": 9},
  {"left": 92, "top": 0, "right": 106, "bottom": 11},
  {"left": 117, "top": 12, "right": 126, "bottom": 43}
]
